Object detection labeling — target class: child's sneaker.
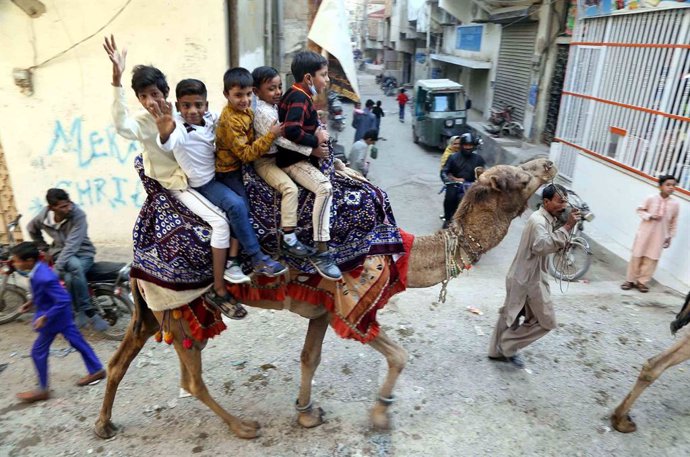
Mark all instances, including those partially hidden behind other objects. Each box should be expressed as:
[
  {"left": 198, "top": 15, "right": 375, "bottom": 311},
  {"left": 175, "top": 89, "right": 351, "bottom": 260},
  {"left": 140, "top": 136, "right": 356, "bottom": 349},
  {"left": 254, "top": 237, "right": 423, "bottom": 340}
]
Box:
[
  {"left": 281, "top": 238, "right": 317, "bottom": 258},
  {"left": 252, "top": 255, "right": 288, "bottom": 278},
  {"left": 224, "top": 261, "right": 251, "bottom": 284},
  {"left": 310, "top": 251, "right": 342, "bottom": 281},
  {"left": 205, "top": 290, "right": 248, "bottom": 320}
]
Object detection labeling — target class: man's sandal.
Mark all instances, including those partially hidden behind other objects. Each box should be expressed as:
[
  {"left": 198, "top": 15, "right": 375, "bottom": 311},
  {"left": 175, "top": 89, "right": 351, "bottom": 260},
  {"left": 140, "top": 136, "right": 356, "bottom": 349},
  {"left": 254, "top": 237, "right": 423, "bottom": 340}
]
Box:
[
  {"left": 620, "top": 281, "right": 635, "bottom": 290},
  {"left": 636, "top": 282, "right": 649, "bottom": 293},
  {"left": 205, "top": 290, "right": 248, "bottom": 320}
]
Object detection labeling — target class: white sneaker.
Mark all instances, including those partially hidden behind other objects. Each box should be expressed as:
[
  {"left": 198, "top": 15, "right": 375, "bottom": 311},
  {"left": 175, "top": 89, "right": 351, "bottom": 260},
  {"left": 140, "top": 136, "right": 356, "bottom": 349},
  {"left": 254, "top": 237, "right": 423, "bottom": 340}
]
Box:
[{"left": 224, "top": 263, "right": 251, "bottom": 284}]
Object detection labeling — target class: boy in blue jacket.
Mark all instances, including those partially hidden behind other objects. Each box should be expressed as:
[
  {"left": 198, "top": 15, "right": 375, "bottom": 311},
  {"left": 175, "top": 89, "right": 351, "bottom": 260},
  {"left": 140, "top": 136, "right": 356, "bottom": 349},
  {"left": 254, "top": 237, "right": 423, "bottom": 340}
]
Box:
[{"left": 12, "top": 242, "right": 106, "bottom": 403}]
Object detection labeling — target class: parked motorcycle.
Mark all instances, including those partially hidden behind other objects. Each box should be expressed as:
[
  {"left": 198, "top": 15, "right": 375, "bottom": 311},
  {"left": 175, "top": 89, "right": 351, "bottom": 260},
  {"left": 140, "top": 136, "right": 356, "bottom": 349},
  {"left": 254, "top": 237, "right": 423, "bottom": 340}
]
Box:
[
  {"left": 328, "top": 91, "right": 346, "bottom": 132},
  {"left": 382, "top": 77, "right": 398, "bottom": 96},
  {"left": 547, "top": 189, "right": 595, "bottom": 282},
  {"left": 0, "top": 215, "right": 134, "bottom": 340},
  {"left": 484, "top": 104, "right": 524, "bottom": 138}
]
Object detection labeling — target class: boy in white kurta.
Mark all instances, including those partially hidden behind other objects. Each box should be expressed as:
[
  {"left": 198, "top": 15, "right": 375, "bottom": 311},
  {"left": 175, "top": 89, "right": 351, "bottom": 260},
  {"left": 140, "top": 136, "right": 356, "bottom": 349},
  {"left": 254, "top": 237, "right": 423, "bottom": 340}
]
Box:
[{"left": 622, "top": 175, "right": 679, "bottom": 292}]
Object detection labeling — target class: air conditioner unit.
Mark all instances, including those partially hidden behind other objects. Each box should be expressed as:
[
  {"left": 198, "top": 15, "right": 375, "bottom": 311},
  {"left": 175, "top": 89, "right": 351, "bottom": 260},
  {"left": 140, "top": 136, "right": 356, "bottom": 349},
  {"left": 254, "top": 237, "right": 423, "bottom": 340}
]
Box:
[
  {"left": 471, "top": 3, "right": 490, "bottom": 23},
  {"left": 439, "top": 9, "right": 458, "bottom": 26}
]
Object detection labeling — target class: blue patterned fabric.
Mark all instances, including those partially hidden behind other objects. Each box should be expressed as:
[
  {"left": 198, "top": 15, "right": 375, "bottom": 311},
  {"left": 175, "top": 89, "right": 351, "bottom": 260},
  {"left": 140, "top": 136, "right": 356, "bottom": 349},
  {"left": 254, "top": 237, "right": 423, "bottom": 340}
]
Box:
[
  {"left": 244, "top": 149, "right": 404, "bottom": 273},
  {"left": 130, "top": 156, "right": 214, "bottom": 290},
  {"left": 131, "top": 146, "right": 404, "bottom": 287}
]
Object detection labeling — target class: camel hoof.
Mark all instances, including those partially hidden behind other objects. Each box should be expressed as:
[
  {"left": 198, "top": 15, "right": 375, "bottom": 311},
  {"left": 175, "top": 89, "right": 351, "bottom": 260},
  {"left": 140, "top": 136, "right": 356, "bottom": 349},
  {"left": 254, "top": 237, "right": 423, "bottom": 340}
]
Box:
[
  {"left": 229, "top": 418, "right": 261, "bottom": 439},
  {"left": 611, "top": 413, "right": 637, "bottom": 433},
  {"left": 298, "top": 406, "right": 325, "bottom": 428},
  {"left": 94, "top": 419, "right": 120, "bottom": 439},
  {"left": 370, "top": 409, "right": 391, "bottom": 431}
]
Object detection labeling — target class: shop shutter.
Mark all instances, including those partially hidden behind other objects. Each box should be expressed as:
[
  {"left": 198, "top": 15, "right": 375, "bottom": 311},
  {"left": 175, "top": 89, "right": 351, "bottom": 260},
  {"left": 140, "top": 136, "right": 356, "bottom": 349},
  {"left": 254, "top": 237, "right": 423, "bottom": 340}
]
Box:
[{"left": 491, "top": 22, "right": 539, "bottom": 123}]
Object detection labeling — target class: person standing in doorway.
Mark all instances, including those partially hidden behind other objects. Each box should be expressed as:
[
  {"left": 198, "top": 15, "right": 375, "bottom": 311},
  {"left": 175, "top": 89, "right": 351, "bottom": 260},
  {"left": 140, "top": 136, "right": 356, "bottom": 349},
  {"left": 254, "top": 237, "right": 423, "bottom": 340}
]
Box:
[
  {"left": 488, "top": 184, "right": 580, "bottom": 369},
  {"left": 621, "top": 174, "right": 679, "bottom": 293}
]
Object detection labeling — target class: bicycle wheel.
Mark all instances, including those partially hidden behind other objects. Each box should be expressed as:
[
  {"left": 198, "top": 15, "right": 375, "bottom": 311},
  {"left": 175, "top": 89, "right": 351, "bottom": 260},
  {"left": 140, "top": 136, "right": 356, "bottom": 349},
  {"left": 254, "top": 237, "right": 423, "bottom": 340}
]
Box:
[
  {"left": 91, "top": 287, "right": 133, "bottom": 341},
  {"left": 0, "top": 284, "right": 28, "bottom": 325},
  {"left": 548, "top": 239, "right": 592, "bottom": 282}
]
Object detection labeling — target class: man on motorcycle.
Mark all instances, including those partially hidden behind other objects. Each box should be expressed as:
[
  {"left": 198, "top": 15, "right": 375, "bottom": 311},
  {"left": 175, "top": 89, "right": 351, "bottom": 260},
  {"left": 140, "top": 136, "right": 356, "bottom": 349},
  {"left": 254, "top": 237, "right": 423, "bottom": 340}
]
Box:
[
  {"left": 440, "top": 132, "right": 486, "bottom": 229},
  {"left": 26, "top": 189, "right": 108, "bottom": 331}
]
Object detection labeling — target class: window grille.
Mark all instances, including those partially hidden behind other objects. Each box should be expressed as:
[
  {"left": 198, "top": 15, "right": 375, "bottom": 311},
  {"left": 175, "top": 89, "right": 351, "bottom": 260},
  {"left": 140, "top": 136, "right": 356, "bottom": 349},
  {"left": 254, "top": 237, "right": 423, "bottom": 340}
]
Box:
[{"left": 554, "top": 9, "right": 690, "bottom": 190}]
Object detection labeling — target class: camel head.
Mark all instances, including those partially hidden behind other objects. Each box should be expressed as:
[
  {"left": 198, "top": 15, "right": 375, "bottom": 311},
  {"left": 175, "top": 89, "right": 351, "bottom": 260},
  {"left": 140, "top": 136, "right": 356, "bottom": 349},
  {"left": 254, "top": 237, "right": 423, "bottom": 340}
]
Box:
[{"left": 454, "top": 158, "right": 557, "bottom": 252}]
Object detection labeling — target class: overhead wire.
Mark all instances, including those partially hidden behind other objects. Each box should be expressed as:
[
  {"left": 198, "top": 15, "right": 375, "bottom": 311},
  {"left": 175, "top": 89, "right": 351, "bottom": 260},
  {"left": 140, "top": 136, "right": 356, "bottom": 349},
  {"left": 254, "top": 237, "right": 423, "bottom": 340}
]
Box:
[{"left": 28, "top": 0, "right": 133, "bottom": 70}]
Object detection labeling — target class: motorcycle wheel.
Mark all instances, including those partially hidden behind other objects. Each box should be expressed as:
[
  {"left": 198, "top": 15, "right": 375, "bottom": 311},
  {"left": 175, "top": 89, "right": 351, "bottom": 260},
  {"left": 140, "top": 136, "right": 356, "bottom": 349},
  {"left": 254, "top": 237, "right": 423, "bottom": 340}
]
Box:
[
  {"left": 548, "top": 238, "right": 592, "bottom": 282},
  {"left": 0, "top": 284, "right": 27, "bottom": 325},
  {"left": 413, "top": 127, "right": 419, "bottom": 144},
  {"left": 91, "top": 287, "right": 133, "bottom": 341}
]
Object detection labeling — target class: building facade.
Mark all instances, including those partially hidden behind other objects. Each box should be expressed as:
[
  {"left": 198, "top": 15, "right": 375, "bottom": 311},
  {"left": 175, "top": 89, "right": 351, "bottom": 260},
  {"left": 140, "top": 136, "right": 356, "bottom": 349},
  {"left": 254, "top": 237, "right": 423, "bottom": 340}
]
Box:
[
  {"left": 552, "top": 4, "right": 690, "bottom": 290},
  {"left": 0, "top": 0, "right": 308, "bottom": 244}
]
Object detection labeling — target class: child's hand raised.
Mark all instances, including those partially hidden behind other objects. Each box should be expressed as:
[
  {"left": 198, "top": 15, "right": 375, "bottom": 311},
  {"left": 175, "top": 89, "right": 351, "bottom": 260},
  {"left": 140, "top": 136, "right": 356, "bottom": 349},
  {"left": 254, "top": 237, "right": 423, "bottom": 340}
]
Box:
[
  {"left": 270, "top": 121, "right": 284, "bottom": 138},
  {"left": 103, "top": 34, "right": 127, "bottom": 87},
  {"left": 148, "top": 99, "right": 176, "bottom": 142}
]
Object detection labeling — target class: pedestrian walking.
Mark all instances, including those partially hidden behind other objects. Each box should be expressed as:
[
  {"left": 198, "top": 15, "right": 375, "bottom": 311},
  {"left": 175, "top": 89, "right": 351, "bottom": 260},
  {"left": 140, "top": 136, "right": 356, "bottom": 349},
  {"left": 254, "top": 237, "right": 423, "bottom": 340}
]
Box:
[
  {"left": 12, "top": 242, "right": 106, "bottom": 403},
  {"left": 372, "top": 100, "right": 384, "bottom": 137},
  {"left": 621, "top": 174, "right": 679, "bottom": 293},
  {"left": 396, "top": 88, "right": 409, "bottom": 122},
  {"left": 488, "top": 184, "right": 580, "bottom": 369}
]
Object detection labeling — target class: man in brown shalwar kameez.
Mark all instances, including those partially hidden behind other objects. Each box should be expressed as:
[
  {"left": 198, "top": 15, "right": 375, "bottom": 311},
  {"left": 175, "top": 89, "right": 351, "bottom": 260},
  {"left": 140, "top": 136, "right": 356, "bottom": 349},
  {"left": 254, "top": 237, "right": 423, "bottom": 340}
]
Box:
[{"left": 488, "top": 184, "right": 580, "bottom": 368}]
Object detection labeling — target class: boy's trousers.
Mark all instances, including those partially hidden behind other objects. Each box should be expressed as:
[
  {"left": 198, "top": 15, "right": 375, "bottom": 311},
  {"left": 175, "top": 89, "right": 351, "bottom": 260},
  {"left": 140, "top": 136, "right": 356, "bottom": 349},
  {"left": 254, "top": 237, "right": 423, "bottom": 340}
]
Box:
[
  {"left": 281, "top": 161, "right": 333, "bottom": 242},
  {"left": 254, "top": 156, "right": 299, "bottom": 228},
  {"left": 32, "top": 315, "right": 103, "bottom": 389}
]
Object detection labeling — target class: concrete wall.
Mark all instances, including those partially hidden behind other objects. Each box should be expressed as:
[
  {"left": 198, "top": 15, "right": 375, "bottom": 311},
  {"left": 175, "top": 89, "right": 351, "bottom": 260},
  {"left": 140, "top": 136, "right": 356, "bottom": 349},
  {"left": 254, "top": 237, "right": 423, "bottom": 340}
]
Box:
[
  {"left": 569, "top": 154, "right": 690, "bottom": 291},
  {"left": 0, "top": 0, "right": 230, "bottom": 245},
  {"left": 238, "top": 0, "right": 266, "bottom": 70}
]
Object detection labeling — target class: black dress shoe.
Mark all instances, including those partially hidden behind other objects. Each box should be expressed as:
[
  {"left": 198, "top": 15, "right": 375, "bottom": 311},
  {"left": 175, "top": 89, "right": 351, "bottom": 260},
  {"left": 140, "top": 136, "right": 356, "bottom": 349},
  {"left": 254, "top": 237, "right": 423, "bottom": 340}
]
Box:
[{"left": 489, "top": 354, "right": 525, "bottom": 369}]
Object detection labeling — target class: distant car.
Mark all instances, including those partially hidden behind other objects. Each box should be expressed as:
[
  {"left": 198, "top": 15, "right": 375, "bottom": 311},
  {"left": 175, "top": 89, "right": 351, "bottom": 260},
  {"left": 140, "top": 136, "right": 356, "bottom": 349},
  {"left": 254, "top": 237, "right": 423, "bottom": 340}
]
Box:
[{"left": 412, "top": 79, "right": 471, "bottom": 150}]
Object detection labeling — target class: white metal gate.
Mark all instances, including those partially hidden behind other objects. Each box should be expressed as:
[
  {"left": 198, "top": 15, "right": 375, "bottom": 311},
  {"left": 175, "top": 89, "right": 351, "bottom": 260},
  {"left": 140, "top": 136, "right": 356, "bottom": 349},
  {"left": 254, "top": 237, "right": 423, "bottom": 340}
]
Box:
[
  {"left": 555, "top": 9, "right": 690, "bottom": 189},
  {"left": 491, "top": 22, "right": 539, "bottom": 123}
]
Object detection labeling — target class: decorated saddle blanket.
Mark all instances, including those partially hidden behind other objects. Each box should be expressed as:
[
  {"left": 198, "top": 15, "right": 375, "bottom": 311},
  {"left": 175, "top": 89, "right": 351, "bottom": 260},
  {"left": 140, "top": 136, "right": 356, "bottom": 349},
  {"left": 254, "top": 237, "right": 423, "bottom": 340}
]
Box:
[
  {"left": 130, "top": 153, "right": 413, "bottom": 342},
  {"left": 244, "top": 150, "right": 405, "bottom": 273}
]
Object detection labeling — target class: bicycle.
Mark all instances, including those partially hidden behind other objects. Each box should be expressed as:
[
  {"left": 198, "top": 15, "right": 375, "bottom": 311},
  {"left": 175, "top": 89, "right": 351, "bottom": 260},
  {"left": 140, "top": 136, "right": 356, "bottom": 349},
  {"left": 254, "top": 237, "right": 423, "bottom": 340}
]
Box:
[{"left": 547, "top": 189, "right": 594, "bottom": 282}]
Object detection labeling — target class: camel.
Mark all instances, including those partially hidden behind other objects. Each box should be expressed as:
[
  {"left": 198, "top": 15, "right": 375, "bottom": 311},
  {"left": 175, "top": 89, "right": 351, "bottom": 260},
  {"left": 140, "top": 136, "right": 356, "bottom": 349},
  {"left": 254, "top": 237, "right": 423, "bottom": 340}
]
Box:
[
  {"left": 94, "top": 158, "right": 557, "bottom": 440},
  {"left": 611, "top": 291, "right": 690, "bottom": 433}
]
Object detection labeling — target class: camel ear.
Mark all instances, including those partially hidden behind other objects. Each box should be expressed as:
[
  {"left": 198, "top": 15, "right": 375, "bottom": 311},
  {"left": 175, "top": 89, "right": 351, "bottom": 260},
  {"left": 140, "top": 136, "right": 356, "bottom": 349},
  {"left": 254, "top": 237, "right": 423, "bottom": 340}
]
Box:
[
  {"left": 474, "top": 166, "right": 485, "bottom": 180},
  {"left": 490, "top": 175, "right": 508, "bottom": 192}
]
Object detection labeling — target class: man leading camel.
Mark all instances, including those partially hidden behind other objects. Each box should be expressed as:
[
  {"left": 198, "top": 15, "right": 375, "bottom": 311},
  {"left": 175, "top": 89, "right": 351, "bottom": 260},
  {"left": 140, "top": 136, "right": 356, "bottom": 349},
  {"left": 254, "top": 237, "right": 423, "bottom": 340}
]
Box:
[{"left": 488, "top": 184, "right": 579, "bottom": 368}]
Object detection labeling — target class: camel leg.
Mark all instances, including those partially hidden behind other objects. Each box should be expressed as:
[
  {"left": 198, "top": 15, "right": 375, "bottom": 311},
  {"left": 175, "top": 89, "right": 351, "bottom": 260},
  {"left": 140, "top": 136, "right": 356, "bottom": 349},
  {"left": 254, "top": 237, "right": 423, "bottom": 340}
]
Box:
[
  {"left": 296, "top": 313, "right": 330, "bottom": 428},
  {"left": 367, "top": 330, "right": 408, "bottom": 430},
  {"left": 171, "top": 326, "right": 260, "bottom": 439},
  {"left": 611, "top": 332, "right": 690, "bottom": 433},
  {"left": 94, "top": 308, "right": 157, "bottom": 439}
]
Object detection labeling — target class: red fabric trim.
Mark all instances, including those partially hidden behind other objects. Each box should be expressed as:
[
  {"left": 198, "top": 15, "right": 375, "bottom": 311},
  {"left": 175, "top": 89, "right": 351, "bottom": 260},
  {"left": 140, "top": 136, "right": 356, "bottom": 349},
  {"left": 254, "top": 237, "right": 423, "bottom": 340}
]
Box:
[
  {"left": 395, "top": 228, "right": 415, "bottom": 289},
  {"left": 182, "top": 299, "right": 227, "bottom": 341}
]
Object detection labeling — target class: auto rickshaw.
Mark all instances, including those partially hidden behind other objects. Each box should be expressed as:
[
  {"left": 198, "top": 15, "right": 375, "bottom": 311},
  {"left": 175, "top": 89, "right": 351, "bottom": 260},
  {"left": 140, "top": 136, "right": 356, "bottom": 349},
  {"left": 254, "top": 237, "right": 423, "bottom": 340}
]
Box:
[{"left": 411, "top": 79, "right": 470, "bottom": 150}]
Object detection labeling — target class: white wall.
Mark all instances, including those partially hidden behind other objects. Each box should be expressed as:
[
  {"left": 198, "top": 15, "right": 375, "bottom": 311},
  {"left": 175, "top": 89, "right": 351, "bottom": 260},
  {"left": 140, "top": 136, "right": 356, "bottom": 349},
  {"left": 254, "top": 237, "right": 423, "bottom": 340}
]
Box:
[
  {"left": 0, "top": 0, "right": 229, "bottom": 245},
  {"left": 572, "top": 154, "right": 690, "bottom": 291}
]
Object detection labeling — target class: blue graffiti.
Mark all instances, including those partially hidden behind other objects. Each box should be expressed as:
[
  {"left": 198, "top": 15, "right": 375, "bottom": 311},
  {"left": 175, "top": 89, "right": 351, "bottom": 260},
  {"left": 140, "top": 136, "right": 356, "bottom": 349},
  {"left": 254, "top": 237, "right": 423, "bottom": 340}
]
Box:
[
  {"left": 50, "top": 177, "right": 143, "bottom": 210},
  {"left": 47, "top": 118, "right": 139, "bottom": 168}
]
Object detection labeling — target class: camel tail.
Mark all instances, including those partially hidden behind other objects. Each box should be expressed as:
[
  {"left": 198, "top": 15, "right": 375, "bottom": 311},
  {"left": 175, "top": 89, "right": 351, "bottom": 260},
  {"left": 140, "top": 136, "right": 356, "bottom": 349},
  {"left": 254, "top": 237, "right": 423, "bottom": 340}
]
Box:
[{"left": 670, "top": 291, "right": 690, "bottom": 336}]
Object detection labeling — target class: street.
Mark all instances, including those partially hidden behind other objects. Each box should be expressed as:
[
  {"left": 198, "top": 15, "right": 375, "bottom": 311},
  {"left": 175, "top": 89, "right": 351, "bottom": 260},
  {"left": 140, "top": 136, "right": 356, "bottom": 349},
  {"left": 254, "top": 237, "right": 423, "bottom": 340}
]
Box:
[{"left": 0, "top": 74, "right": 688, "bottom": 457}]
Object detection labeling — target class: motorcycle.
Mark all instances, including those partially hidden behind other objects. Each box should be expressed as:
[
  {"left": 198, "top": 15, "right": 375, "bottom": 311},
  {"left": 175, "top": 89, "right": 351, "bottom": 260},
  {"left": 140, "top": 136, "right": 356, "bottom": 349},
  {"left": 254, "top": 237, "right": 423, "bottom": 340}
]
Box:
[
  {"left": 328, "top": 91, "right": 346, "bottom": 132},
  {"left": 0, "top": 215, "right": 134, "bottom": 340},
  {"left": 382, "top": 77, "right": 398, "bottom": 96},
  {"left": 484, "top": 104, "right": 524, "bottom": 138},
  {"left": 547, "top": 189, "right": 595, "bottom": 282}
]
